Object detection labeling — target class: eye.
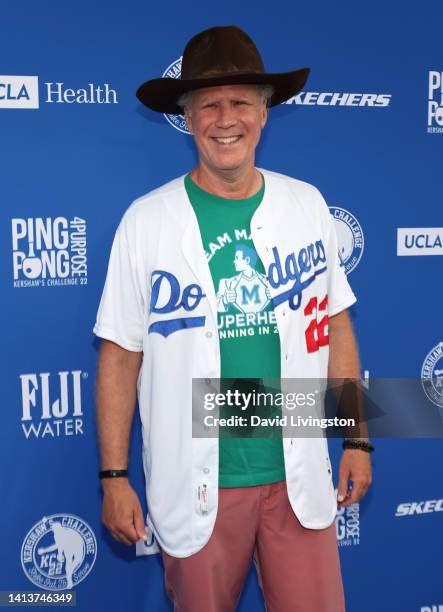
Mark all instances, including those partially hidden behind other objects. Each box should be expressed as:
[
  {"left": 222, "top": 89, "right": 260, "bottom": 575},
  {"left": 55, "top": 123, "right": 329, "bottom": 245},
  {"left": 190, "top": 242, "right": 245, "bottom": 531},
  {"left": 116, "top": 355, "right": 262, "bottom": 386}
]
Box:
[{"left": 233, "top": 100, "right": 247, "bottom": 106}]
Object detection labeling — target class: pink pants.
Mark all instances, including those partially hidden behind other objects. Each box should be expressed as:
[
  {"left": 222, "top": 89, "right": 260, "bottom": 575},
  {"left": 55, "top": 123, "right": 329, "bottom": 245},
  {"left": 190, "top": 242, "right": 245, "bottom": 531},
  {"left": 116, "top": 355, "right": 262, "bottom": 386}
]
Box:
[{"left": 160, "top": 480, "right": 345, "bottom": 612}]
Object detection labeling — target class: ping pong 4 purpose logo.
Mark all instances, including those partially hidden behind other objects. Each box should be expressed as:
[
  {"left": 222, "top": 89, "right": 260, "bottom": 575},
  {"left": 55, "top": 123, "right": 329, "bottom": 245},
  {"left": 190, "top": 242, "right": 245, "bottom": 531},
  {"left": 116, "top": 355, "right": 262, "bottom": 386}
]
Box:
[
  {"left": 428, "top": 70, "right": 443, "bottom": 133},
  {"left": 11, "top": 216, "right": 87, "bottom": 288}
]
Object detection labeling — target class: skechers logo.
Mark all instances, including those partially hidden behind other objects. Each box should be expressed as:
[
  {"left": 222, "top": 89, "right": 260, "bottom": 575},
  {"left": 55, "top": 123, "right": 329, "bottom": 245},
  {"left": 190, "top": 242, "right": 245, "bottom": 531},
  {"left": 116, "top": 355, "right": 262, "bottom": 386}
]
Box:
[
  {"left": 148, "top": 270, "right": 206, "bottom": 337},
  {"left": 268, "top": 242, "right": 327, "bottom": 310}
]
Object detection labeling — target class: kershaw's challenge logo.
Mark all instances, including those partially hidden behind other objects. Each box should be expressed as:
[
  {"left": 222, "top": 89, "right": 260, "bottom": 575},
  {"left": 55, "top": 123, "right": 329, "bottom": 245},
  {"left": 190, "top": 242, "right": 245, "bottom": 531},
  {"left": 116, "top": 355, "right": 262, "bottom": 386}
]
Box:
[
  {"left": 21, "top": 514, "right": 96, "bottom": 590},
  {"left": 148, "top": 239, "right": 327, "bottom": 337}
]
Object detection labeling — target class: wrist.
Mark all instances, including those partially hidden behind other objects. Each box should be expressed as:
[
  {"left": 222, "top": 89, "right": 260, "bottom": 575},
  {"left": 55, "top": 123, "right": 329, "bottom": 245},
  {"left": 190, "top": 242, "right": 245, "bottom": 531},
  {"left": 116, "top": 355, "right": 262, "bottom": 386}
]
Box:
[
  {"left": 99, "top": 468, "right": 128, "bottom": 479},
  {"left": 342, "top": 439, "right": 374, "bottom": 453}
]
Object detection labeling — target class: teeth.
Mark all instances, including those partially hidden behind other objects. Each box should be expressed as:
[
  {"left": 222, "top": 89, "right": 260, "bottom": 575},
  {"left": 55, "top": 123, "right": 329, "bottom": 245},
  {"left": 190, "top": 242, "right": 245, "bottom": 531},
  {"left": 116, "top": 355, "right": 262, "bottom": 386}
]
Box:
[{"left": 212, "top": 136, "right": 241, "bottom": 144}]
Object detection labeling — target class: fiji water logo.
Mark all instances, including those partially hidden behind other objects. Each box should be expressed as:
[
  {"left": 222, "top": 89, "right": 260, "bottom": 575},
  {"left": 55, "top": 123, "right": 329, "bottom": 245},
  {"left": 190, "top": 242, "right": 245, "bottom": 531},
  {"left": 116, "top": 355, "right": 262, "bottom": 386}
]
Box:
[
  {"left": 21, "top": 514, "right": 97, "bottom": 590},
  {"left": 421, "top": 342, "right": 443, "bottom": 408},
  {"left": 162, "top": 58, "right": 190, "bottom": 134},
  {"left": 148, "top": 270, "right": 206, "bottom": 337},
  {"left": 0, "top": 76, "right": 39, "bottom": 109},
  {"left": 335, "top": 500, "right": 360, "bottom": 547},
  {"left": 11, "top": 217, "right": 87, "bottom": 288},
  {"left": 20, "top": 370, "right": 87, "bottom": 439},
  {"left": 329, "top": 206, "right": 363, "bottom": 274},
  {"left": 428, "top": 71, "right": 443, "bottom": 134}
]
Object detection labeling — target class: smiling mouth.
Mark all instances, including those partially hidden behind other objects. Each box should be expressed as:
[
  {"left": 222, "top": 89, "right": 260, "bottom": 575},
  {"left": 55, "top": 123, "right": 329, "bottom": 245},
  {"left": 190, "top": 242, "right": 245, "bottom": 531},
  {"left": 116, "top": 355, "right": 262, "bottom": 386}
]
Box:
[{"left": 210, "top": 136, "right": 242, "bottom": 144}]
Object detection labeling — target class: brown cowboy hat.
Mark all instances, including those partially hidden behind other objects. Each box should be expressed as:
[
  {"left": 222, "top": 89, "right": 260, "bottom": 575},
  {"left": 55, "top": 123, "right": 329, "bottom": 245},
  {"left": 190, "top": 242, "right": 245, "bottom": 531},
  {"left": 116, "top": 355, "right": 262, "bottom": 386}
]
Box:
[{"left": 136, "top": 25, "right": 310, "bottom": 115}]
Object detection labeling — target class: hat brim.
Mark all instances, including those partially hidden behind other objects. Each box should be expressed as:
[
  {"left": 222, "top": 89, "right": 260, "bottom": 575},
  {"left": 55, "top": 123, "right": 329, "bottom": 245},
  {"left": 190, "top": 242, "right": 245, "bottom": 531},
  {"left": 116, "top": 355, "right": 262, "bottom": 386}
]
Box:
[{"left": 136, "top": 67, "right": 310, "bottom": 115}]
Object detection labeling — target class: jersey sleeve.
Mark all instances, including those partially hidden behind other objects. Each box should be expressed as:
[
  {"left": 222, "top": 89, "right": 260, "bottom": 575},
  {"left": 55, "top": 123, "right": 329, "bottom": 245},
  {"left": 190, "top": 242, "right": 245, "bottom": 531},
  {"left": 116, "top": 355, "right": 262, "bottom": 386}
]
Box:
[
  {"left": 93, "top": 215, "right": 145, "bottom": 352},
  {"left": 317, "top": 190, "right": 357, "bottom": 317}
]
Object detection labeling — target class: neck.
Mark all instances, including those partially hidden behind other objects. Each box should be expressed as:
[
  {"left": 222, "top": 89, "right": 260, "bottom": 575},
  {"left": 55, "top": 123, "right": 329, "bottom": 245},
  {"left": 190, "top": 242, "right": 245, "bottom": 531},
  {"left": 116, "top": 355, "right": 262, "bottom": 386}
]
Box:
[{"left": 190, "top": 162, "right": 262, "bottom": 199}]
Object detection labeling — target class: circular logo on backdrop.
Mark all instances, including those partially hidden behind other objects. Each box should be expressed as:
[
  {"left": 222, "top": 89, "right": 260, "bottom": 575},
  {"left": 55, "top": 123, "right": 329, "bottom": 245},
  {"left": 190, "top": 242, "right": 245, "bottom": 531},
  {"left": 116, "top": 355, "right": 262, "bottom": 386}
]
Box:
[
  {"left": 421, "top": 342, "right": 443, "bottom": 408},
  {"left": 162, "top": 57, "right": 191, "bottom": 135},
  {"left": 329, "top": 206, "right": 364, "bottom": 275},
  {"left": 21, "top": 514, "right": 97, "bottom": 590}
]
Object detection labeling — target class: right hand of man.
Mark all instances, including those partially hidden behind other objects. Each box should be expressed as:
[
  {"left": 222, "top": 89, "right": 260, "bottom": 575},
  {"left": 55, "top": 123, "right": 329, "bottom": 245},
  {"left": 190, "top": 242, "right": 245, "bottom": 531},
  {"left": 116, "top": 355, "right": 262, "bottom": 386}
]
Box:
[{"left": 101, "top": 478, "right": 148, "bottom": 545}]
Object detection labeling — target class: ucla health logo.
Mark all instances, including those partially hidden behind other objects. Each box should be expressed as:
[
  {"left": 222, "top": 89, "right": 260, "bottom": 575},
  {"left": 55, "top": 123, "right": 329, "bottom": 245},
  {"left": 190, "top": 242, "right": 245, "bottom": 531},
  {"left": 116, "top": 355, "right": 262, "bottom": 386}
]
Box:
[
  {"left": 329, "top": 207, "right": 363, "bottom": 274},
  {"left": 397, "top": 227, "right": 443, "bottom": 256},
  {"left": 0, "top": 75, "right": 117, "bottom": 109},
  {"left": 421, "top": 342, "right": 443, "bottom": 408},
  {"left": 11, "top": 216, "right": 87, "bottom": 287},
  {"left": 162, "top": 57, "right": 190, "bottom": 134},
  {"left": 428, "top": 71, "right": 443, "bottom": 134},
  {"left": 335, "top": 500, "right": 360, "bottom": 547},
  {"left": 20, "top": 370, "right": 87, "bottom": 439},
  {"left": 0, "top": 76, "right": 39, "bottom": 108},
  {"left": 21, "top": 514, "right": 97, "bottom": 590}
]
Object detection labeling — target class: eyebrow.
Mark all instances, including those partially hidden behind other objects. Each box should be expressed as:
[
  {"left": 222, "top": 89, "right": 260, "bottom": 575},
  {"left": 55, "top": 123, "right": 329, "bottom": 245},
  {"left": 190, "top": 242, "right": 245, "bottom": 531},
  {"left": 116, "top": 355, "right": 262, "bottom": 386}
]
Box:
[{"left": 198, "top": 95, "right": 253, "bottom": 105}]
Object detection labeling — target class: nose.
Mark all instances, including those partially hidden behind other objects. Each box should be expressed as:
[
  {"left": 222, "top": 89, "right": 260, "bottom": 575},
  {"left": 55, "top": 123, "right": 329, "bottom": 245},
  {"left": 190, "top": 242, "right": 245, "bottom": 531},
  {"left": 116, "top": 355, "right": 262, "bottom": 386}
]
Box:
[{"left": 215, "top": 101, "right": 237, "bottom": 129}]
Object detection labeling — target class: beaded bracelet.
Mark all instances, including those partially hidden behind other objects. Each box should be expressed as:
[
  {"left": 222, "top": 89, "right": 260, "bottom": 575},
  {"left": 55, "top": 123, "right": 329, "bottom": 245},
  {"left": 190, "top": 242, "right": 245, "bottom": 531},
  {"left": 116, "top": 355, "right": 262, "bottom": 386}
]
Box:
[{"left": 342, "top": 439, "right": 374, "bottom": 453}]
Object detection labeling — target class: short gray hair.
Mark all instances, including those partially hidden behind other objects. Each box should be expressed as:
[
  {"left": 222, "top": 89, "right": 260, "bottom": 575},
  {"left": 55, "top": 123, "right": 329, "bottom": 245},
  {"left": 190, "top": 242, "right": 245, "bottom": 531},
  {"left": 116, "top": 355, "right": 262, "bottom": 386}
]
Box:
[{"left": 177, "top": 84, "right": 274, "bottom": 113}]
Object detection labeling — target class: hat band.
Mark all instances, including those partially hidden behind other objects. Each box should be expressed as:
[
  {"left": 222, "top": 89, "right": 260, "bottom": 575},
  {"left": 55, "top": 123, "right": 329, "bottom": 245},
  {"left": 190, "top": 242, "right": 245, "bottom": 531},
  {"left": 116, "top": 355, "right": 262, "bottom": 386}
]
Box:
[{"left": 182, "top": 66, "right": 264, "bottom": 80}]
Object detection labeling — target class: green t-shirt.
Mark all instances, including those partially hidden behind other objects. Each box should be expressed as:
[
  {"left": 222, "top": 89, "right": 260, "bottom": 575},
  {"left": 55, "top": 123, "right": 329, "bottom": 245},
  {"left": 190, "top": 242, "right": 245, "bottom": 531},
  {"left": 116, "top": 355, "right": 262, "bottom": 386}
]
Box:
[{"left": 185, "top": 173, "right": 285, "bottom": 488}]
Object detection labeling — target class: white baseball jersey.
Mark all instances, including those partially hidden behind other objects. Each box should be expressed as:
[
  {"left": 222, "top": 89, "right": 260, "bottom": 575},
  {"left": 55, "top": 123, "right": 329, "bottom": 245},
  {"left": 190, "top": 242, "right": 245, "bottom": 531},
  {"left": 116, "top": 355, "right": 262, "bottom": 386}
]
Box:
[{"left": 93, "top": 168, "right": 357, "bottom": 558}]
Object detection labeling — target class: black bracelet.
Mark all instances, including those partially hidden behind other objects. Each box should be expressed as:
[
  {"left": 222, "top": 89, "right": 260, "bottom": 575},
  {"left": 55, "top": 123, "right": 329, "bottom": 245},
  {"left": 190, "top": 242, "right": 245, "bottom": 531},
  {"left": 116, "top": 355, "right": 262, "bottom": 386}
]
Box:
[
  {"left": 342, "top": 439, "right": 374, "bottom": 453},
  {"left": 99, "top": 469, "right": 128, "bottom": 479}
]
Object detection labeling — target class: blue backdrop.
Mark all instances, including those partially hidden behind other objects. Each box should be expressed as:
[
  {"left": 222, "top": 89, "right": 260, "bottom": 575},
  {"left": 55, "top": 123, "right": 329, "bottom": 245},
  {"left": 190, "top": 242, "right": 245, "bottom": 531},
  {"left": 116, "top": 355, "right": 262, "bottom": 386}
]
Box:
[{"left": 1, "top": 1, "right": 442, "bottom": 610}]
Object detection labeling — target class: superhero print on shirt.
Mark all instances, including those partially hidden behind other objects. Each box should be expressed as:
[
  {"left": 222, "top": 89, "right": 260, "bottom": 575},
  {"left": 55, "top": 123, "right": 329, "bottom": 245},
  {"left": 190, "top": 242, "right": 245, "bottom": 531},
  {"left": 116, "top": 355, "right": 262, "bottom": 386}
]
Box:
[
  {"left": 216, "top": 244, "right": 271, "bottom": 314},
  {"left": 209, "top": 238, "right": 277, "bottom": 340}
]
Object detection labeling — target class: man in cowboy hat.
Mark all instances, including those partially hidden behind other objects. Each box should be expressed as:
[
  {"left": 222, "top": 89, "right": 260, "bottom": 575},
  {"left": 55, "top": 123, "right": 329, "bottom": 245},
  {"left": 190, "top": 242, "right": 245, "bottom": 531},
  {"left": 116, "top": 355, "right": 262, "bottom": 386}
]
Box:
[{"left": 94, "top": 25, "right": 372, "bottom": 611}]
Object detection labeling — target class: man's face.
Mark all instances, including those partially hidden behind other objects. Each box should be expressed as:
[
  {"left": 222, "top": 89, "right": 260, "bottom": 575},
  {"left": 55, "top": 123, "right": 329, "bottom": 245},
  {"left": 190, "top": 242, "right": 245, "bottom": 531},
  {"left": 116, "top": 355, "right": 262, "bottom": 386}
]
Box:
[
  {"left": 184, "top": 84, "right": 268, "bottom": 174},
  {"left": 234, "top": 250, "right": 249, "bottom": 272}
]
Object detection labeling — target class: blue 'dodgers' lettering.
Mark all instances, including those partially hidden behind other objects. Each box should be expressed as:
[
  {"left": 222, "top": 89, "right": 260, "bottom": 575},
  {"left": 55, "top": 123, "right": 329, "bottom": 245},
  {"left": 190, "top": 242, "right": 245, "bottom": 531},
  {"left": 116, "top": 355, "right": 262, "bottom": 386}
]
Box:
[
  {"left": 148, "top": 269, "right": 206, "bottom": 337},
  {"left": 268, "top": 241, "right": 327, "bottom": 311}
]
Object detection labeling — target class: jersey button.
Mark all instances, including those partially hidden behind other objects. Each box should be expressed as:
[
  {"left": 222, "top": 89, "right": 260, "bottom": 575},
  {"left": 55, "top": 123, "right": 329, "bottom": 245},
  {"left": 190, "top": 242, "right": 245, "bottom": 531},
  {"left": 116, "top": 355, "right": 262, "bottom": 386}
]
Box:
[
  {"left": 205, "top": 331, "right": 213, "bottom": 338},
  {"left": 203, "top": 467, "right": 210, "bottom": 474}
]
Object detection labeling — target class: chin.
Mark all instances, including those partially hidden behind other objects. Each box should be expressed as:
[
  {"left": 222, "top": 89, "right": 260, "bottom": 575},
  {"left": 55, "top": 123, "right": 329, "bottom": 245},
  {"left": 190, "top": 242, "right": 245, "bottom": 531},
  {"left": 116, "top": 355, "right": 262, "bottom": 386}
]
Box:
[{"left": 211, "top": 156, "right": 246, "bottom": 172}]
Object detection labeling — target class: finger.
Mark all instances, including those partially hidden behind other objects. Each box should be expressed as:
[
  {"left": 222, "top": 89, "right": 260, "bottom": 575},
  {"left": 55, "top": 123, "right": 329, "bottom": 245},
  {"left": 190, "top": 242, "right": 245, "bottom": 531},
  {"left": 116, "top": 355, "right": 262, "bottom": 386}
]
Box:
[
  {"left": 110, "top": 530, "right": 131, "bottom": 545},
  {"left": 337, "top": 471, "right": 350, "bottom": 503},
  {"left": 120, "top": 518, "right": 141, "bottom": 544},
  {"left": 340, "top": 482, "right": 365, "bottom": 507},
  {"left": 134, "top": 509, "right": 148, "bottom": 542},
  {"left": 113, "top": 528, "right": 135, "bottom": 545},
  {"left": 349, "top": 480, "right": 369, "bottom": 503}
]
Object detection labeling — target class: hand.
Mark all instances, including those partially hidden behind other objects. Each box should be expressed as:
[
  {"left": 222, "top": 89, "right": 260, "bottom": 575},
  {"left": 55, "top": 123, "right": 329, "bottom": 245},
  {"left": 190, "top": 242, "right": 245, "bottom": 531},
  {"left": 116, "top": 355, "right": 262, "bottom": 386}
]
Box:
[
  {"left": 225, "top": 289, "right": 236, "bottom": 303},
  {"left": 101, "top": 478, "right": 147, "bottom": 545},
  {"left": 337, "top": 449, "right": 372, "bottom": 508}
]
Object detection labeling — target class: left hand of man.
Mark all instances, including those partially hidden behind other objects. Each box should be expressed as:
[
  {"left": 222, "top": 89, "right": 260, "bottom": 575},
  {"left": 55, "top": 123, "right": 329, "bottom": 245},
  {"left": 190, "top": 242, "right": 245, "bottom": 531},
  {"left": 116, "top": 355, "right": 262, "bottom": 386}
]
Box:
[{"left": 337, "top": 449, "right": 372, "bottom": 508}]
